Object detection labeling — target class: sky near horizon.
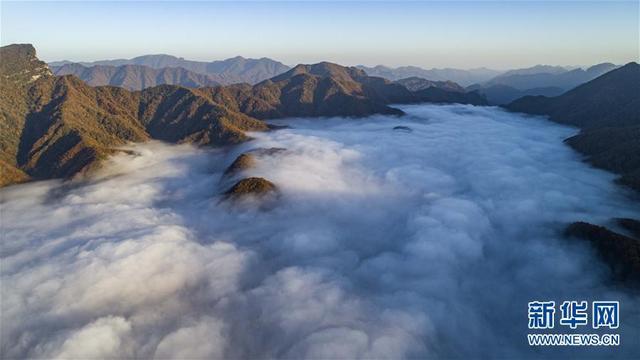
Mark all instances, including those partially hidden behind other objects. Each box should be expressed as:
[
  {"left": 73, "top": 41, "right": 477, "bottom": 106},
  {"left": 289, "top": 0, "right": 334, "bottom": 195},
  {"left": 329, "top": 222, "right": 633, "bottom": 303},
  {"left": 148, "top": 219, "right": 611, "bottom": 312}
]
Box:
[{"left": 1, "top": 1, "right": 638, "bottom": 69}]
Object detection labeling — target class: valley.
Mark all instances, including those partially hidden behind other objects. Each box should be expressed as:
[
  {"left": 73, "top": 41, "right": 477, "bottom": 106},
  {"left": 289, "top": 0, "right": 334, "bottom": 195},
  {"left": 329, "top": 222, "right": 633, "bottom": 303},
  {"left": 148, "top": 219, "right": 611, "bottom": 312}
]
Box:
[
  {"left": 2, "top": 104, "right": 639, "bottom": 358},
  {"left": 0, "top": 1, "right": 638, "bottom": 354}
]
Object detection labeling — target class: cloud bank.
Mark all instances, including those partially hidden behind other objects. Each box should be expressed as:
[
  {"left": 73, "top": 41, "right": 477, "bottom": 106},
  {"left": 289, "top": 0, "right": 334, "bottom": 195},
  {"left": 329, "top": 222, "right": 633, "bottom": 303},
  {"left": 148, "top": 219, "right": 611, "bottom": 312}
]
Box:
[{"left": 2, "top": 104, "right": 639, "bottom": 358}]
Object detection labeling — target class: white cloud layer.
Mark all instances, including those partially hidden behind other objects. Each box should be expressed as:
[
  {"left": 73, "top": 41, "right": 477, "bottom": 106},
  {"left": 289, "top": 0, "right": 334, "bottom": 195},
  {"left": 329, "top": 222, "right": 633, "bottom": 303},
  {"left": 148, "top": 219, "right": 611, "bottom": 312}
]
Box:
[{"left": 1, "top": 104, "right": 639, "bottom": 358}]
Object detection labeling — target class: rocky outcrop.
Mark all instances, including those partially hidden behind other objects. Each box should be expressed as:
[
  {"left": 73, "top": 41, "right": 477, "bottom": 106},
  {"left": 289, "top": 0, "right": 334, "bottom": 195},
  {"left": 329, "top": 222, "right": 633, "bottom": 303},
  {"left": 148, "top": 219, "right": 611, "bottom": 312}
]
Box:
[
  {"left": 0, "top": 43, "right": 52, "bottom": 84},
  {"left": 223, "top": 153, "right": 257, "bottom": 177},
  {"left": 223, "top": 177, "right": 278, "bottom": 201},
  {"left": 222, "top": 147, "right": 287, "bottom": 178}
]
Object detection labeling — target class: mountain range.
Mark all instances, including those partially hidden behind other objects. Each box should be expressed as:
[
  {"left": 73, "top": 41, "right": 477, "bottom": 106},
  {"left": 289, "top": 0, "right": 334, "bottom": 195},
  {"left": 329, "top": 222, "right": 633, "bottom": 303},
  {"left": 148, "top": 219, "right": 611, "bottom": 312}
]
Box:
[
  {"left": 503, "top": 62, "right": 640, "bottom": 281},
  {"left": 4, "top": 44, "right": 637, "bottom": 192},
  {"left": 359, "top": 63, "right": 620, "bottom": 105},
  {"left": 3, "top": 44, "right": 639, "bottom": 282},
  {"left": 506, "top": 62, "right": 640, "bottom": 191},
  {"left": 0, "top": 44, "right": 268, "bottom": 187},
  {"left": 466, "top": 84, "right": 566, "bottom": 105},
  {"left": 469, "top": 63, "right": 619, "bottom": 105},
  {"left": 50, "top": 63, "right": 222, "bottom": 90},
  {"left": 50, "top": 54, "right": 290, "bottom": 84},
  {"left": 0, "top": 44, "right": 486, "bottom": 187},
  {"left": 394, "top": 77, "right": 465, "bottom": 92},
  {"left": 485, "top": 63, "right": 618, "bottom": 91},
  {"left": 49, "top": 54, "right": 619, "bottom": 106},
  {"left": 496, "top": 64, "right": 568, "bottom": 77},
  {"left": 199, "top": 62, "right": 487, "bottom": 119},
  {"left": 356, "top": 65, "right": 502, "bottom": 86}
]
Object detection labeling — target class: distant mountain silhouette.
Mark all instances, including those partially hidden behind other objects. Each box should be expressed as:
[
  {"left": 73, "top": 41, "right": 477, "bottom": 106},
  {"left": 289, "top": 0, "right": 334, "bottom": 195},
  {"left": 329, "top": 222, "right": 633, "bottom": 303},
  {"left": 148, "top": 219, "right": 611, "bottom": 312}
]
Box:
[
  {"left": 51, "top": 63, "right": 222, "bottom": 90},
  {"left": 466, "top": 84, "right": 565, "bottom": 105},
  {"left": 50, "top": 54, "right": 290, "bottom": 84},
  {"left": 357, "top": 65, "right": 502, "bottom": 86},
  {"left": 506, "top": 62, "right": 640, "bottom": 191},
  {"left": 485, "top": 63, "right": 618, "bottom": 91},
  {"left": 395, "top": 77, "right": 465, "bottom": 92},
  {"left": 497, "top": 65, "right": 567, "bottom": 77}
]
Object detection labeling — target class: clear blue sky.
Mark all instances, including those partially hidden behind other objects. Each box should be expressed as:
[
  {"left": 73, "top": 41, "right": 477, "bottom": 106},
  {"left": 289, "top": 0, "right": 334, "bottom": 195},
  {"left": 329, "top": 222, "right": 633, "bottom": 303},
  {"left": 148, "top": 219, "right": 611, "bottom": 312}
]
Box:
[{"left": 1, "top": 1, "right": 638, "bottom": 69}]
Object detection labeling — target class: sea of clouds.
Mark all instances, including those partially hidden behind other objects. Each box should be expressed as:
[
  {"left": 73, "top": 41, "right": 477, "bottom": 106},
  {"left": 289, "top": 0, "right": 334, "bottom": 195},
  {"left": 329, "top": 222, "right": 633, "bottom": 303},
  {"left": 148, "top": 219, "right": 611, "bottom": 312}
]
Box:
[{"left": 1, "top": 104, "right": 639, "bottom": 358}]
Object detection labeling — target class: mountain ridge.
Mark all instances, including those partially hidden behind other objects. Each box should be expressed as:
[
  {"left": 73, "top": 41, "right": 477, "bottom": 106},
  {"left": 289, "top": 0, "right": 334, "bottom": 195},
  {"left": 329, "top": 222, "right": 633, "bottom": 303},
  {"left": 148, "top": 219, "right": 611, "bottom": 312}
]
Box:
[
  {"left": 466, "top": 84, "right": 565, "bottom": 105},
  {"left": 395, "top": 77, "right": 465, "bottom": 93},
  {"left": 506, "top": 62, "right": 640, "bottom": 191},
  {"left": 357, "top": 65, "right": 501, "bottom": 86},
  {"left": 49, "top": 54, "right": 291, "bottom": 85},
  {"left": 204, "top": 62, "right": 487, "bottom": 119},
  {"left": 51, "top": 63, "right": 223, "bottom": 90},
  {"left": 2, "top": 44, "right": 487, "bottom": 186},
  {"left": 0, "top": 45, "right": 268, "bottom": 186},
  {"left": 485, "top": 63, "right": 618, "bottom": 91}
]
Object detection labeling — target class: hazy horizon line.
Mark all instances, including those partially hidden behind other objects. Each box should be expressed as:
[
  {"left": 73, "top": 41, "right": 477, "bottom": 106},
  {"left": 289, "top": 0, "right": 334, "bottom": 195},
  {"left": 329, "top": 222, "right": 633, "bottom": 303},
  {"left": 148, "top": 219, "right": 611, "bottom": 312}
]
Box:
[{"left": 38, "top": 50, "right": 631, "bottom": 72}]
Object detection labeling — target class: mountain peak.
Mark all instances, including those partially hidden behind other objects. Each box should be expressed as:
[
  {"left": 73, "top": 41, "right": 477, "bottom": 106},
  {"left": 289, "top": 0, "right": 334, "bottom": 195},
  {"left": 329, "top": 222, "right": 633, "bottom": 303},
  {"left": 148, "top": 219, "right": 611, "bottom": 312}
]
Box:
[
  {"left": 395, "top": 77, "right": 465, "bottom": 93},
  {"left": 0, "top": 43, "right": 52, "bottom": 83},
  {"left": 586, "top": 62, "right": 616, "bottom": 70},
  {"left": 496, "top": 65, "right": 567, "bottom": 79},
  {"left": 133, "top": 54, "right": 179, "bottom": 60},
  {"left": 273, "top": 62, "right": 366, "bottom": 82},
  {"left": 0, "top": 43, "right": 36, "bottom": 57}
]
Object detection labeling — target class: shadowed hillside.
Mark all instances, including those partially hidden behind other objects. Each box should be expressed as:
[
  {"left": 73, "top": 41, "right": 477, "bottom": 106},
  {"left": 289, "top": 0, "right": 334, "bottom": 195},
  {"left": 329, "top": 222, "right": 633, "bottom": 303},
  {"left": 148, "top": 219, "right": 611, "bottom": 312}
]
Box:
[
  {"left": 204, "top": 62, "right": 407, "bottom": 118},
  {"left": 204, "top": 62, "right": 487, "bottom": 119},
  {"left": 466, "top": 84, "right": 565, "bottom": 105},
  {"left": 506, "top": 62, "right": 640, "bottom": 191},
  {"left": 1, "top": 44, "right": 55, "bottom": 185},
  {"left": 0, "top": 45, "right": 267, "bottom": 186},
  {"left": 468, "top": 63, "right": 619, "bottom": 105}
]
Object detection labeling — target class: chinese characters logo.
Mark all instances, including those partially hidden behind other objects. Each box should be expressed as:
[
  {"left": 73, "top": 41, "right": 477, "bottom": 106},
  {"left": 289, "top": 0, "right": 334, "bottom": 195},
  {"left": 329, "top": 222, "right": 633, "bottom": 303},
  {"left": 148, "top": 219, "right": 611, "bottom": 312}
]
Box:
[
  {"left": 528, "top": 300, "right": 619, "bottom": 329},
  {"left": 528, "top": 301, "right": 555, "bottom": 329},
  {"left": 592, "top": 301, "right": 619, "bottom": 329}
]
